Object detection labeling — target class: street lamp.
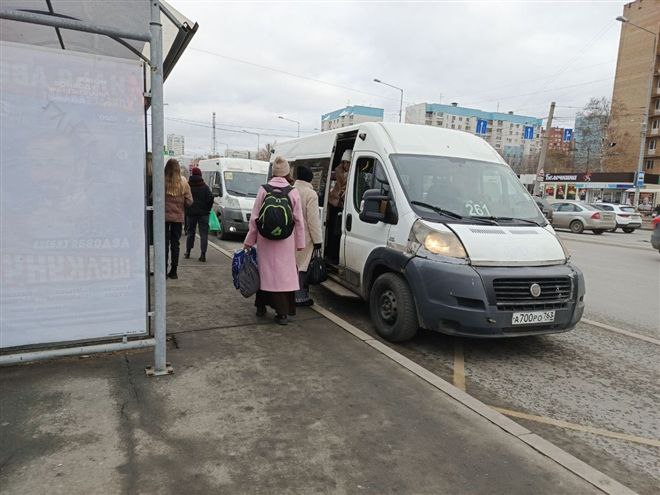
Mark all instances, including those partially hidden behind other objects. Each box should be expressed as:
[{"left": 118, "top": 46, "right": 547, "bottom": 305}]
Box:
[
  {"left": 616, "top": 15, "right": 657, "bottom": 206},
  {"left": 242, "top": 130, "right": 260, "bottom": 157},
  {"left": 373, "top": 78, "right": 404, "bottom": 123},
  {"left": 278, "top": 115, "right": 300, "bottom": 137}
]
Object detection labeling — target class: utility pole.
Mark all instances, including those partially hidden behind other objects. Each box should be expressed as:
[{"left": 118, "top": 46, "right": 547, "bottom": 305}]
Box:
[
  {"left": 212, "top": 112, "right": 216, "bottom": 155},
  {"left": 533, "top": 101, "right": 555, "bottom": 196}
]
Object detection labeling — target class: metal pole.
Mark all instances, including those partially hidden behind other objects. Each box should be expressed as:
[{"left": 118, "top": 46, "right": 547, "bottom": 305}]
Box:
[
  {"left": 212, "top": 112, "right": 217, "bottom": 154},
  {"left": 399, "top": 88, "right": 404, "bottom": 123},
  {"left": 0, "top": 8, "right": 151, "bottom": 41},
  {"left": 533, "top": 101, "right": 555, "bottom": 196},
  {"left": 149, "top": 0, "right": 171, "bottom": 376},
  {"left": 1, "top": 339, "right": 156, "bottom": 367},
  {"left": 634, "top": 33, "right": 656, "bottom": 207}
]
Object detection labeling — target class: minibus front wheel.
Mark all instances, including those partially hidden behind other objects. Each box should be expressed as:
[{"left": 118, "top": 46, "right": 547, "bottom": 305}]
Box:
[{"left": 370, "top": 273, "right": 419, "bottom": 342}]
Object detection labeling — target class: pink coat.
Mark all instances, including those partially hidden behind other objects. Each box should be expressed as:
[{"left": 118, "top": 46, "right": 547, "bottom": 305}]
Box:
[{"left": 245, "top": 177, "right": 305, "bottom": 292}]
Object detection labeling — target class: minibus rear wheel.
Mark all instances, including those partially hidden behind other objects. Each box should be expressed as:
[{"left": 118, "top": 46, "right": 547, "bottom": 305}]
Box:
[{"left": 370, "top": 273, "right": 418, "bottom": 342}]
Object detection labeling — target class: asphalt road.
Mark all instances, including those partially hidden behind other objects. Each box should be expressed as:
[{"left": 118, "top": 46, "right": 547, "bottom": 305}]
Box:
[{"left": 210, "top": 229, "right": 660, "bottom": 494}]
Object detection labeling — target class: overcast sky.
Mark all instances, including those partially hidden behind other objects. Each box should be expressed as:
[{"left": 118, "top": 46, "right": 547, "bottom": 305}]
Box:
[{"left": 165, "top": 0, "right": 624, "bottom": 155}]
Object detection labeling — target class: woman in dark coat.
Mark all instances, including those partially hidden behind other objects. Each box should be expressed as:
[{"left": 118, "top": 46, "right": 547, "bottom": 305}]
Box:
[{"left": 184, "top": 167, "right": 215, "bottom": 262}]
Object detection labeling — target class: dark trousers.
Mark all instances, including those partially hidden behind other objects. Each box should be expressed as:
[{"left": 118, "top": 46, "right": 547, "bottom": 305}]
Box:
[
  {"left": 165, "top": 221, "right": 183, "bottom": 271},
  {"left": 186, "top": 214, "right": 209, "bottom": 255},
  {"left": 327, "top": 205, "right": 343, "bottom": 263}
]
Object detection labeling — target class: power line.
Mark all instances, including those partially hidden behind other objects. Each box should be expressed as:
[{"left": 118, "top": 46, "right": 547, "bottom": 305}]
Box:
[
  {"left": 165, "top": 116, "right": 300, "bottom": 139},
  {"left": 190, "top": 47, "right": 402, "bottom": 103}
]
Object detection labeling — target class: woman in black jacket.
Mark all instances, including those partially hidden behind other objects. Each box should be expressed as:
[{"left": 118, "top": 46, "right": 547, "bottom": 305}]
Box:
[{"left": 184, "top": 167, "right": 215, "bottom": 262}]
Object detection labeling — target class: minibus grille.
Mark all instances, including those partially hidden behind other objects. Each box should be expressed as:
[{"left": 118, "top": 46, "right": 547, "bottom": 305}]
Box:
[{"left": 493, "top": 277, "right": 572, "bottom": 309}]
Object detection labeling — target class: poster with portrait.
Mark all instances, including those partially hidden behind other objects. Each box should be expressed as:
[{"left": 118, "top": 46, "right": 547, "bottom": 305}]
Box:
[
  {"left": 566, "top": 184, "right": 576, "bottom": 200},
  {"left": 0, "top": 42, "right": 147, "bottom": 348},
  {"left": 544, "top": 185, "right": 555, "bottom": 198}
]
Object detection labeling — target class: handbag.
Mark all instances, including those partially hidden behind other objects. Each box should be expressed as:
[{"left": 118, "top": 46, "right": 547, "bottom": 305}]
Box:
[
  {"left": 234, "top": 248, "right": 260, "bottom": 298},
  {"left": 208, "top": 210, "right": 221, "bottom": 232},
  {"left": 306, "top": 247, "right": 327, "bottom": 285}
]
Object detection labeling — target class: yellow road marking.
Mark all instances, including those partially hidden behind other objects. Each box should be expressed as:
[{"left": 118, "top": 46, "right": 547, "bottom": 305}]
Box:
[
  {"left": 453, "top": 341, "right": 466, "bottom": 391},
  {"left": 493, "top": 407, "right": 660, "bottom": 448},
  {"left": 581, "top": 318, "right": 660, "bottom": 346}
]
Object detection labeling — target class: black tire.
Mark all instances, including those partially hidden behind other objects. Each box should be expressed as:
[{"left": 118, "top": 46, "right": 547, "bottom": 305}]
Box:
[
  {"left": 569, "top": 220, "right": 584, "bottom": 234},
  {"left": 622, "top": 227, "right": 635, "bottom": 234},
  {"left": 218, "top": 217, "right": 230, "bottom": 240},
  {"left": 370, "top": 273, "right": 419, "bottom": 342},
  {"left": 593, "top": 229, "right": 604, "bottom": 235},
  {"left": 610, "top": 227, "right": 617, "bottom": 232}
]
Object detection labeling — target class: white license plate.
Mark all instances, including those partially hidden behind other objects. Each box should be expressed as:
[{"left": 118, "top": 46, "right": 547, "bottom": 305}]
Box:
[{"left": 512, "top": 311, "right": 555, "bottom": 325}]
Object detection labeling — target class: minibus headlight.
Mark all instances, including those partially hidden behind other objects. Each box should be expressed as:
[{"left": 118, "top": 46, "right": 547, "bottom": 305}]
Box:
[
  {"left": 225, "top": 196, "right": 240, "bottom": 210},
  {"left": 407, "top": 221, "right": 467, "bottom": 259}
]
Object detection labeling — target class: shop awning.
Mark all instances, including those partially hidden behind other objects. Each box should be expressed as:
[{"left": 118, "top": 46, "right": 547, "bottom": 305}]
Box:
[{"left": 625, "top": 184, "right": 660, "bottom": 193}]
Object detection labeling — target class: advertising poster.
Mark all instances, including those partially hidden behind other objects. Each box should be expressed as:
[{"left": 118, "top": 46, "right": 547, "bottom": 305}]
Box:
[
  {"left": 544, "top": 185, "right": 555, "bottom": 197},
  {"left": 0, "top": 42, "right": 147, "bottom": 348}
]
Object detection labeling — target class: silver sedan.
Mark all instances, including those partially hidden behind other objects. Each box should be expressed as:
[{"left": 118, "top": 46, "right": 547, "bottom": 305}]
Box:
[{"left": 550, "top": 200, "right": 616, "bottom": 234}]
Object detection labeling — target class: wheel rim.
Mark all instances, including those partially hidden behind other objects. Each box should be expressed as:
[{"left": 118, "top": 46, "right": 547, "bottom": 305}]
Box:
[
  {"left": 379, "top": 289, "right": 398, "bottom": 324},
  {"left": 571, "top": 223, "right": 582, "bottom": 233}
]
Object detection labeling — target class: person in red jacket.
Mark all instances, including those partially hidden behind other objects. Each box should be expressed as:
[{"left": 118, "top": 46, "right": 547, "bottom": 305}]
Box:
[{"left": 164, "top": 158, "right": 192, "bottom": 279}]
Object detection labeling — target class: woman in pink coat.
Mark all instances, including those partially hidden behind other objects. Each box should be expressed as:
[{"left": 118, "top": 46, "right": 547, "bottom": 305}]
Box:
[{"left": 244, "top": 156, "right": 305, "bottom": 325}]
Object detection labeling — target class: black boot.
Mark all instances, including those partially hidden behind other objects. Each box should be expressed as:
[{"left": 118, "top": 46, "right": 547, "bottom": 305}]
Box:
[
  {"left": 199, "top": 254, "right": 206, "bottom": 262},
  {"left": 167, "top": 267, "right": 178, "bottom": 279},
  {"left": 183, "top": 252, "right": 190, "bottom": 259}
]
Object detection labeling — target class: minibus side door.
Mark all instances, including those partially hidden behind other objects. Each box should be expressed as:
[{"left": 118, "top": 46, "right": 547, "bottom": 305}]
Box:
[{"left": 341, "top": 152, "right": 393, "bottom": 288}]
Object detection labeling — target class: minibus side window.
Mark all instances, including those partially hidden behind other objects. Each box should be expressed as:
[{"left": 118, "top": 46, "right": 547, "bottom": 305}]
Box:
[{"left": 353, "top": 156, "right": 388, "bottom": 212}]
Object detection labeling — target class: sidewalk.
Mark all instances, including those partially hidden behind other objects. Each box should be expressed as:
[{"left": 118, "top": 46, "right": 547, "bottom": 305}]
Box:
[{"left": 1, "top": 247, "right": 610, "bottom": 494}]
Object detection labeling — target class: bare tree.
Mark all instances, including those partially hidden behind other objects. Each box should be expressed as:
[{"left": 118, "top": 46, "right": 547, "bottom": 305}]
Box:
[
  {"left": 574, "top": 97, "right": 610, "bottom": 171},
  {"left": 256, "top": 141, "right": 276, "bottom": 161}
]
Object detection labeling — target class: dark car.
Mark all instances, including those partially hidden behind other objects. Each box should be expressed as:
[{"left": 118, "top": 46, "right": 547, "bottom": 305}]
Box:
[
  {"left": 651, "top": 216, "right": 660, "bottom": 253},
  {"left": 534, "top": 196, "right": 553, "bottom": 222}
]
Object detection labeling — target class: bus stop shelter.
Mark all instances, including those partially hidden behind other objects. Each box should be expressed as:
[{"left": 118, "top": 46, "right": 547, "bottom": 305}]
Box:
[{"left": 0, "top": 0, "right": 198, "bottom": 374}]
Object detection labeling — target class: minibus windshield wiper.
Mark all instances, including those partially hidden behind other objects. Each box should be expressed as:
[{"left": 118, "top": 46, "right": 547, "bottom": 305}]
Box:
[
  {"left": 411, "top": 201, "right": 463, "bottom": 219},
  {"left": 473, "top": 216, "right": 542, "bottom": 227},
  {"left": 226, "top": 189, "right": 248, "bottom": 197}
]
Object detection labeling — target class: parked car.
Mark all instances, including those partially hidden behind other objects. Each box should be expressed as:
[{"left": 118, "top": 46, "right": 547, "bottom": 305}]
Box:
[
  {"left": 534, "top": 196, "right": 553, "bottom": 221},
  {"left": 651, "top": 216, "right": 660, "bottom": 252},
  {"left": 550, "top": 201, "right": 616, "bottom": 234},
  {"left": 590, "top": 202, "right": 642, "bottom": 233}
]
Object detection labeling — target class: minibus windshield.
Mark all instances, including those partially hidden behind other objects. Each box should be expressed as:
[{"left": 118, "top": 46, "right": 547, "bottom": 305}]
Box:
[
  {"left": 390, "top": 154, "right": 546, "bottom": 226},
  {"left": 223, "top": 171, "right": 267, "bottom": 197}
]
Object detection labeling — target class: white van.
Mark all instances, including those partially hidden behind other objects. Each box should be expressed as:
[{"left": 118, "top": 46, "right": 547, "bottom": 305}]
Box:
[
  {"left": 273, "top": 123, "right": 585, "bottom": 342},
  {"left": 197, "top": 158, "right": 269, "bottom": 239}
]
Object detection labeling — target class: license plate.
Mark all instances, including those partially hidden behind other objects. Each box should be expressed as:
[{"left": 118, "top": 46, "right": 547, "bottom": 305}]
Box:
[{"left": 512, "top": 311, "right": 555, "bottom": 325}]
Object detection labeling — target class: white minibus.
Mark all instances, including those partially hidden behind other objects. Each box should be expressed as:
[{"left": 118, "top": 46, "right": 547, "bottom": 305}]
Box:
[
  {"left": 272, "top": 123, "right": 584, "bottom": 342},
  {"left": 197, "top": 158, "right": 269, "bottom": 239}
]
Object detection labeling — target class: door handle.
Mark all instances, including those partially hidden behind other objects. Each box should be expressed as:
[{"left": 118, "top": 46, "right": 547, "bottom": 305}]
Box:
[{"left": 346, "top": 213, "right": 352, "bottom": 231}]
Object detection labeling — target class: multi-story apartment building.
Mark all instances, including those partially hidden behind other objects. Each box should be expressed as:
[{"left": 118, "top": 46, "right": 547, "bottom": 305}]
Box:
[
  {"left": 321, "top": 105, "right": 384, "bottom": 131},
  {"left": 406, "top": 102, "right": 543, "bottom": 172},
  {"left": 545, "top": 127, "right": 573, "bottom": 153},
  {"left": 167, "top": 133, "right": 185, "bottom": 156},
  {"left": 605, "top": 0, "right": 660, "bottom": 173}
]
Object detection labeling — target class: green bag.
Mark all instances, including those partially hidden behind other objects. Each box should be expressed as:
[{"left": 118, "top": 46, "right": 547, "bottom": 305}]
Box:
[{"left": 209, "top": 210, "right": 221, "bottom": 232}]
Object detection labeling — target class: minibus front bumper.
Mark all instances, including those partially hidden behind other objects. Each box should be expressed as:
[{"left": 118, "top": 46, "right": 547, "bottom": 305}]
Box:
[
  {"left": 219, "top": 207, "right": 249, "bottom": 234},
  {"left": 404, "top": 258, "right": 585, "bottom": 337}
]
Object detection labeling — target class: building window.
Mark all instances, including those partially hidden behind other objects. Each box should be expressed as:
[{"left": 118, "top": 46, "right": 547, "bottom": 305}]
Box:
[
  {"left": 452, "top": 116, "right": 456, "bottom": 121},
  {"left": 646, "top": 159, "right": 654, "bottom": 170},
  {"left": 656, "top": 99, "right": 660, "bottom": 110},
  {"left": 459, "top": 117, "right": 463, "bottom": 122},
  {"left": 654, "top": 119, "right": 660, "bottom": 129},
  {"left": 650, "top": 139, "right": 657, "bottom": 150},
  {"left": 438, "top": 121, "right": 444, "bottom": 126}
]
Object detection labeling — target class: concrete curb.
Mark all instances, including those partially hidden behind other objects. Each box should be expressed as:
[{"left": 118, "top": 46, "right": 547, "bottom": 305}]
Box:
[{"left": 207, "top": 240, "right": 638, "bottom": 495}]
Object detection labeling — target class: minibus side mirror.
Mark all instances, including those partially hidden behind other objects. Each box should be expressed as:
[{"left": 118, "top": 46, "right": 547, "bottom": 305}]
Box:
[
  {"left": 212, "top": 184, "right": 223, "bottom": 197},
  {"left": 360, "top": 189, "right": 390, "bottom": 224}
]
